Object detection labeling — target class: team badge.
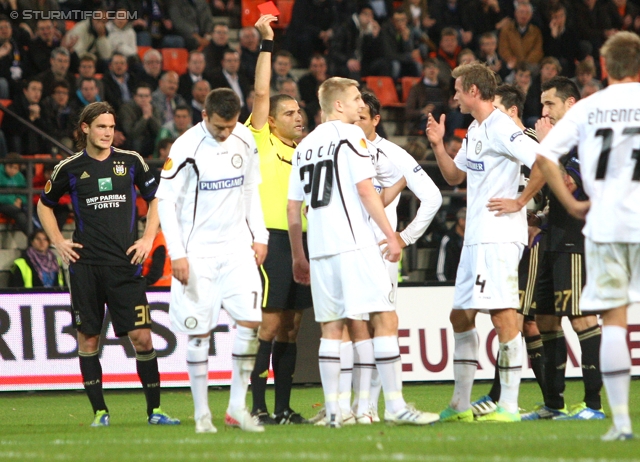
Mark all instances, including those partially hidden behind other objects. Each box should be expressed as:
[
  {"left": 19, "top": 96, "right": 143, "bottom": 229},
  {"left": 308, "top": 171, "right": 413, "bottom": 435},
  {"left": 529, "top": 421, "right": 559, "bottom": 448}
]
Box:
[
  {"left": 231, "top": 154, "right": 243, "bottom": 168},
  {"left": 98, "top": 177, "right": 113, "bottom": 192},
  {"left": 389, "top": 290, "right": 396, "bottom": 304},
  {"left": 163, "top": 158, "right": 173, "bottom": 171},
  {"left": 360, "top": 138, "right": 367, "bottom": 149},
  {"left": 475, "top": 141, "right": 482, "bottom": 154},
  {"left": 113, "top": 161, "right": 127, "bottom": 176},
  {"left": 44, "top": 180, "right": 52, "bottom": 194},
  {"left": 185, "top": 317, "right": 198, "bottom": 329}
]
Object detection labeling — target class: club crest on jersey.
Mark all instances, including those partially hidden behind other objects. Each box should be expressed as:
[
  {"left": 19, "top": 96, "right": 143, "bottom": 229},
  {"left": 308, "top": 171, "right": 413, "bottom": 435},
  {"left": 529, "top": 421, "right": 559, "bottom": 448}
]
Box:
[
  {"left": 44, "top": 180, "right": 52, "bottom": 194},
  {"left": 113, "top": 161, "right": 127, "bottom": 176},
  {"left": 510, "top": 131, "right": 523, "bottom": 142},
  {"left": 163, "top": 158, "right": 173, "bottom": 171},
  {"left": 475, "top": 141, "right": 482, "bottom": 154},
  {"left": 231, "top": 154, "right": 243, "bottom": 168},
  {"left": 99, "top": 177, "right": 113, "bottom": 192},
  {"left": 184, "top": 317, "right": 197, "bottom": 329}
]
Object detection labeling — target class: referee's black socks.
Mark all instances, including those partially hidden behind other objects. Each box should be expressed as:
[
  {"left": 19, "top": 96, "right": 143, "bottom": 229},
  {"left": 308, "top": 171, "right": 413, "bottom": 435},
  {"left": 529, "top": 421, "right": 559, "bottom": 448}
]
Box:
[
  {"left": 273, "top": 341, "right": 297, "bottom": 415},
  {"left": 79, "top": 350, "right": 108, "bottom": 413},
  {"left": 136, "top": 349, "right": 161, "bottom": 417}
]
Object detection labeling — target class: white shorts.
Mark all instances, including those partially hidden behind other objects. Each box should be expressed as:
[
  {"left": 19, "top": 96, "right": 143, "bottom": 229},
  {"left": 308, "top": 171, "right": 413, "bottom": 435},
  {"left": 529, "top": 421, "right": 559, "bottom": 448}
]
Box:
[
  {"left": 453, "top": 242, "right": 523, "bottom": 310},
  {"left": 169, "top": 249, "right": 263, "bottom": 335},
  {"left": 310, "top": 245, "right": 395, "bottom": 323},
  {"left": 581, "top": 238, "right": 640, "bottom": 311}
]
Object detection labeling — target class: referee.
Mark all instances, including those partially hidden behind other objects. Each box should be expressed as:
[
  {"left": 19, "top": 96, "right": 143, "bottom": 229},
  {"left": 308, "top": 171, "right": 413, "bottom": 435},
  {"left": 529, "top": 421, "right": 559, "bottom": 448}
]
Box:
[{"left": 247, "top": 14, "right": 310, "bottom": 425}]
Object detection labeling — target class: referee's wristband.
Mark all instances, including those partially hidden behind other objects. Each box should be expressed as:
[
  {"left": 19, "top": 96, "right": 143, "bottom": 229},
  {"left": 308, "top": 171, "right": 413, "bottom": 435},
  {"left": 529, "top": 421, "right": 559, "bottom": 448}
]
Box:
[{"left": 260, "top": 39, "right": 274, "bottom": 53}]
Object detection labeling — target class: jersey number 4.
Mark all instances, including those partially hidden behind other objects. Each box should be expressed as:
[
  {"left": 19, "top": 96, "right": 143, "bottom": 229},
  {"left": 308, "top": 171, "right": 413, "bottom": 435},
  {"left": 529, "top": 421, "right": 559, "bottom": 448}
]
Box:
[
  {"left": 300, "top": 159, "right": 334, "bottom": 208},
  {"left": 595, "top": 127, "right": 640, "bottom": 180}
]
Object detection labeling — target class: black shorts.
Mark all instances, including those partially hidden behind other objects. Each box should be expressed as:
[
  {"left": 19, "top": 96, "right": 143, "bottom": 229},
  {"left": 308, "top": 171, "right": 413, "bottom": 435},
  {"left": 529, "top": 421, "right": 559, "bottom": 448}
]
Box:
[
  {"left": 259, "top": 230, "right": 312, "bottom": 311},
  {"left": 518, "top": 239, "right": 543, "bottom": 316},
  {"left": 69, "top": 263, "right": 151, "bottom": 337},
  {"left": 535, "top": 251, "right": 585, "bottom": 317}
]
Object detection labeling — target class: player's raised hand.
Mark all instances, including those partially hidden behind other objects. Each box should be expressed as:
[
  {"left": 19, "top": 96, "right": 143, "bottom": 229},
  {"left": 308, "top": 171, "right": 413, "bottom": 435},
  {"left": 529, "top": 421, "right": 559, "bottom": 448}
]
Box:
[
  {"left": 253, "top": 242, "right": 268, "bottom": 266},
  {"left": 53, "top": 239, "right": 83, "bottom": 264},
  {"left": 172, "top": 257, "right": 189, "bottom": 285},
  {"left": 426, "top": 113, "right": 446, "bottom": 146},
  {"left": 255, "top": 14, "right": 277, "bottom": 39},
  {"left": 292, "top": 257, "right": 310, "bottom": 285}
]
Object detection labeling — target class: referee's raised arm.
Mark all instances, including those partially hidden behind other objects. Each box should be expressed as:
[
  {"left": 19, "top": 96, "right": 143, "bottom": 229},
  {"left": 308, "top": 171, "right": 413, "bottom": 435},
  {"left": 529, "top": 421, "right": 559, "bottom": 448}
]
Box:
[{"left": 250, "top": 14, "right": 278, "bottom": 130}]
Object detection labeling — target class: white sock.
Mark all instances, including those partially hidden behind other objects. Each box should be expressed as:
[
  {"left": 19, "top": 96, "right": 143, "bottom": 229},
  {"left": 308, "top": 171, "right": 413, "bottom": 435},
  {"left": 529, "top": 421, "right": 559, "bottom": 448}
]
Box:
[
  {"left": 601, "top": 325, "right": 632, "bottom": 431},
  {"left": 187, "top": 336, "right": 210, "bottom": 420},
  {"left": 352, "top": 339, "right": 374, "bottom": 416},
  {"left": 228, "top": 325, "right": 258, "bottom": 413},
  {"left": 339, "top": 341, "right": 353, "bottom": 417},
  {"left": 497, "top": 332, "right": 523, "bottom": 414},
  {"left": 451, "top": 329, "right": 479, "bottom": 412},
  {"left": 319, "top": 338, "right": 342, "bottom": 419},
  {"left": 370, "top": 368, "right": 382, "bottom": 412},
  {"left": 373, "top": 336, "right": 406, "bottom": 414}
]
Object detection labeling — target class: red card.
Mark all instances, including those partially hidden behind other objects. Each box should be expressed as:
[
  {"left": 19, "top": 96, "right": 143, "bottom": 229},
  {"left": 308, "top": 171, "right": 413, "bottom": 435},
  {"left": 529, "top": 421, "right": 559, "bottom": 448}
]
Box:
[{"left": 258, "top": 1, "right": 280, "bottom": 16}]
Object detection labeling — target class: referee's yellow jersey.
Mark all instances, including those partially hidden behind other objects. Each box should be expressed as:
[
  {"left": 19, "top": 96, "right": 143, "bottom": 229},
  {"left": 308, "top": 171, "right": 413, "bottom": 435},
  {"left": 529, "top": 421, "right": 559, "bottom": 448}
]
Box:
[{"left": 246, "top": 116, "right": 307, "bottom": 232}]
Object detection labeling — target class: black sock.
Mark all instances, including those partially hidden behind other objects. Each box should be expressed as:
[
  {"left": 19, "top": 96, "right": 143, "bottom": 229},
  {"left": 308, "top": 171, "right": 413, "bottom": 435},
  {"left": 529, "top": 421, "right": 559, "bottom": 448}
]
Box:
[
  {"left": 273, "top": 341, "right": 297, "bottom": 415},
  {"left": 525, "top": 334, "right": 546, "bottom": 400},
  {"left": 577, "top": 325, "right": 603, "bottom": 410},
  {"left": 79, "top": 351, "right": 108, "bottom": 414},
  {"left": 136, "top": 349, "right": 160, "bottom": 417},
  {"left": 488, "top": 351, "right": 501, "bottom": 402},
  {"left": 541, "top": 330, "right": 566, "bottom": 409},
  {"left": 250, "top": 339, "right": 272, "bottom": 413}
]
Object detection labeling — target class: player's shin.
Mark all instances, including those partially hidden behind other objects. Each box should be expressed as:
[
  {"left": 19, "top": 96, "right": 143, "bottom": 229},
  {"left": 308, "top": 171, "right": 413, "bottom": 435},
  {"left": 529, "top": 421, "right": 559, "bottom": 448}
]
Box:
[
  {"left": 577, "top": 325, "right": 603, "bottom": 410},
  {"left": 230, "top": 325, "right": 259, "bottom": 412},
  {"left": 187, "top": 335, "right": 211, "bottom": 419},
  {"left": 451, "top": 329, "right": 479, "bottom": 411},
  {"left": 319, "top": 338, "right": 342, "bottom": 420},
  {"left": 136, "top": 348, "right": 161, "bottom": 417},
  {"left": 352, "top": 339, "right": 374, "bottom": 417},
  {"left": 600, "top": 324, "right": 632, "bottom": 432},
  {"left": 273, "top": 341, "right": 297, "bottom": 414},
  {"left": 250, "top": 339, "right": 272, "bottom": 413},
  {"left": 497, "top": 332, "right": 523, "bottom": 414},
  {"left": 339, "top": 341, "right": 354, "bottom": 419},
  {"left": 373, "top": 336, "right": 406, "bottom": 414},
  {"left": 79, "top": 350, "right": 108, "bottom": 413}
]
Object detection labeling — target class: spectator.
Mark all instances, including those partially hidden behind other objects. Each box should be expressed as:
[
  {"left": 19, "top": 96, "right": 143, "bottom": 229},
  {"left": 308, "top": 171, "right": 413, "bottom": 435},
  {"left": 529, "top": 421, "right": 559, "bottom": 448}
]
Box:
[
  {"left": 71, "top": 76, "right": 101, "bottom": 113},
  {"left": 611, "top": 0, "right": 640, "bottom": 33},
  {"left": 137, "top": 48, "right": 163, "bottom": 91},
  {"left": 298, "top": 54, "right": 328, "bottom": 129},
  {"left": 0, "top": 14, "right": 28, "bottom": 99},
  {"left": 25, "top": 19, "right": 76, "bottom": 77},
  {"left": 367, "top": 0, "right": 395, "bottom": 24},
  {"left": 76, "top": 52, "right": 104, "bottom": 98},
  {"left": 40, "top": 79, "right": 76, "bottom": 150},
  {"left": 403, "top": 0, "right": 436, "bottom": 56},
  {"left": 457, "top": 48, "right": 476, "bottom": 65},
  {"left": 239, "top": 26, "right": 260, "bottom": 82},
  {"left": 177, "top": 50, "right": 210, "bottom": 103},
  {"left": 270, "top": 50, "right": 296, "bottom": 93},
  {"left": 328, "top": 5, "right": 390, "bottom": 79},
  {"left": 151, "top": 71, "right": 186, "bottom": 125},
  {"left": 512, "top": 61, "right": 531, "bottom": 94},
  {"left": 498, "top": 2, "right": 544, "bottom": 69},
  {"left": 478, "top": 31, "right": 509, "bottom": 81},
  {"left": 17, "top": 0, "right": 64, "bottom": 38},
  {"left": 580, "top": 80, "right": 600, "bottom": 98},
  {"left": 0, "top": 152, "right": 29, "bottom": 236},
  {"left": 522, "top": 56, "right": 560, "bottom": 126},
  {"left": 118, "top": 82, "right": 162, "bottom": 158},
  {"left": 210, "top": 0, "right": 241, "bottom": 28},
  {"left": 166, "top": 0, "right": 214, "bottom": 50},
  {"left": 102, "top": 52, "right": 136, "bottom": 112},
  {"left": 2, "top": 78, "right": 48, "bottom": 154},
  {"left": 155, "top": 104, "right": 192, "bottom": 154},
  {"left": 570, "top": 59, "right": 602, "bottom": 94},
  {"left": 542, "top": 5, "right": 582, "bottom": 77},
  {"left": 574, "top": 0, "right": 618, "bottom": 59},
  {"left": 203, "top": 23, "right": 233, "bottom": 76},
  {"left": 433, "top": 27, "right": 461, "bottom": 85},
  {"left": 429, "top": 0, "right": 468, "bottom": 45},
  {"left": 127, "top": 0, "right": 183, "bottom": 48},
  {"left": 67, "top": 13, "right": 113, "bottom": 68},
  {"left": 157, "top": 137, "right": 173, "bottom": 162},
  {"left": 436, "top": 206, "right": 465, "bottom": 281},
  {"left": 9, "top": 229, "right": 65, "bottom": 288},
  {"left": 461, "top": 0, "right": 507, "bottom": 50},
  {"left": 381, "top": 8, "right": 422, "bottom": 79},
  {"left": 276, "top": 78, "right": 300, "bottom": 101},
  {"left": 405, "top": 57, "right": 448, "bottom": 134},
  {"left": 190, "top": 79, "right": 210, "bottom": 124},
  {"left": 36, "top": 47, "right": 76, "bottom": 99},
  {"left": 106, "top": 8, "right": 137, "bottom": 58},
  {"left": 210, "top": 49, "right": 251, "bottom": 122}
]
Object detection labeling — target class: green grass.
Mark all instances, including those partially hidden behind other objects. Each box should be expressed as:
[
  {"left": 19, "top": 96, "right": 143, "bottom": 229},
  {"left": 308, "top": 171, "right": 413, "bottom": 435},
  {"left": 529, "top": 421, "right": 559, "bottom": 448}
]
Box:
[{"left": 1, "top": 380, "right": 639, "bottom": 461}]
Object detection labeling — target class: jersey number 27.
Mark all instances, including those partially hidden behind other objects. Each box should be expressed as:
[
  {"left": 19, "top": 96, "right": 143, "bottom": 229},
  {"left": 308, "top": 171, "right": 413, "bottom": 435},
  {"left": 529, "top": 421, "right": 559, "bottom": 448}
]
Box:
[{"left": 300, "top": 159, "right": 334, "bottom": 208}]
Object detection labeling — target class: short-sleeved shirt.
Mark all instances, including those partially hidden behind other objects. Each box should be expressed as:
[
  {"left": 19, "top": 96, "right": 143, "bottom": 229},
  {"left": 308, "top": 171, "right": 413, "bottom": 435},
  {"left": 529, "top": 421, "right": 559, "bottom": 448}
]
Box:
[
  {"left": 245, "top": 116, "right": 307, "bottom": 232},
  {"left": 453, "top": 109, "right": 537, "bottom": 245},
  {"left": 288, "top": 120, "right": 378, "bottom": 259},
  {"left": 538, "top": 82, "right": 640, "bottom": 243},
  {"left": 40, "top": 147, "right": 158, "bottom": 266}
]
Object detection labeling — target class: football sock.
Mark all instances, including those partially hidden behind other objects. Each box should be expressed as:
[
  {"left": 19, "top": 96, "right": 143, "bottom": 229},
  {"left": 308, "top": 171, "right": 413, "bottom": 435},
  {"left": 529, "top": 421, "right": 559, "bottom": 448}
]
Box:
[
  {"left": 487, "top": 351, "right": 501, "bottom": 402},
  {"left": 497, "top": 333, "right": 523, "bottom": 414},
  {"left": 451, "top": 329, "right": 479, "bottom": 412},
  {"left": 600, "top": 325, "right": 631, "bottom": 430},
  {"left": 577, "top": 325, "right": 603, "bottom": 410},
  {"left": 187, "top": 336, "right": 210, "bottom": 420},
  {"left": 319, "top": 338, "right": 342, "bottom": 419},
  {"left": 339, "top": 341, "right": 353, "bottom": 417},
  {"left": 525, "top": 334, "right": 546, "bottom": 400},
  {"left": 136, "top": 348, "right": 160, "bottom": 417},
  {"left": 250, "top": 339, "right": 272, "bottom": 413},
  {"left": 369, "top": 368, "right": 382, "bottom": 412},
  {"left": 352, "top": 339, "right": 374, "bottom": 416},
  {"left": 79, "top": 350, "right": 108, "bottom": 413},
  {"left": 273, "top": 341, "right": 297, "bottom": 414},
  {"left": 229, "top": 326, "right": 258, "bottom": 412},
  {"left": 373, "top": 336, "right": 406, "bottom": 414},
  {"left": 541, "top": 330, "right": 566, "bottom": 409}
]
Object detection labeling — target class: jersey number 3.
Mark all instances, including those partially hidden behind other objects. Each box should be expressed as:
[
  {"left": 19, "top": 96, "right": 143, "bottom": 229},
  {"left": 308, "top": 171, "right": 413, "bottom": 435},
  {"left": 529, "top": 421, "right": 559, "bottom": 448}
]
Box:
[
  {"left": 595, "top": 127, "right": 640, "bottom": 180},
  {"left": 300, "top": 159, "right": 334, "bottom": 208}
]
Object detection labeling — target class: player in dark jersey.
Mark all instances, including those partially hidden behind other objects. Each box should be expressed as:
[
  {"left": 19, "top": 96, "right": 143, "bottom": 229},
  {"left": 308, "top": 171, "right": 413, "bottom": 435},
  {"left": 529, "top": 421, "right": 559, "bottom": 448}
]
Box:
[
  {"left": 37, "top": 102, "right": 180, "bottom": 427},
  {"left": 522, "top": 77, "right": 604, "bottom": 421}
]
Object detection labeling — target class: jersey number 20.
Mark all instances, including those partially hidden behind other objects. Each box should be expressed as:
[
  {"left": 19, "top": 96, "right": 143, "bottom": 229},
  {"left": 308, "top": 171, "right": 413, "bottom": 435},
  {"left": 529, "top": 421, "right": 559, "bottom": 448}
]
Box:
[{"left": 300, "top": 160, "right": 334, "bottom": 208}]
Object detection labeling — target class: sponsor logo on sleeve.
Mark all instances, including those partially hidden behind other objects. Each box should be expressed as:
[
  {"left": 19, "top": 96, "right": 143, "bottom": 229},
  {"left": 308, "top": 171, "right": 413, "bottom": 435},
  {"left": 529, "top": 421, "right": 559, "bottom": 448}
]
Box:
[
  {"left": 466, "top": 160, "right": 485, "bottom": 171},
  {"left": 413, "top": 165, "right": 423, "bottom": 173},
  {"left": 44, "top": 180, "right": 52, "bottom": 194},
  {"left": 510, "top": 131, "right": 523, "bottom": 142},
  {"left": 163, "top": 158, "right": 173, "bottom": 171}
]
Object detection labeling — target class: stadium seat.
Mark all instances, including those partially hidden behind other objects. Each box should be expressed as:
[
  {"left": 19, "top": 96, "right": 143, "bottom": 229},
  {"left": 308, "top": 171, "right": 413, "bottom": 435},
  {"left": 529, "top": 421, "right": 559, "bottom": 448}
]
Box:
[
  {"left": 137, "top": 45, "right": 152, "bottom": 62},
  {"left": 274, "top": 0, "right": 294, "bottom": 29},
  {"left": 161, "top": 48, "right": 189, "bottom": 74},
  {"left": 362, "top": 76, "right": 404, "bottom": 108},
  {"left": 0, "top": 99, "right": 12, "bottom": 126},
  {"left": 454, "top": 128, "right": 468, "bottom": 139},
  {"left": 400, "top": 76, "right": 421, "bottom": 102},
  {"left": 241, "top": 0, "right": 264, "bottom": 28}
]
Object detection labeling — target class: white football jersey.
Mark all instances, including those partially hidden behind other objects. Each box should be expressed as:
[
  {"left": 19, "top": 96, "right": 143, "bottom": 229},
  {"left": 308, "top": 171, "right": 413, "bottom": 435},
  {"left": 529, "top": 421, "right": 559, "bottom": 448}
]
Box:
[
  {"left": 288, "top": 120, "right": 379, "bottom": 258},
  {"left": 538, "top": 82, "right": 640, "bottom": 243},
  {"left": 454, "top": 109, "right": 537, "bottom": 245},
  {"left": 156, "top": 121, "right": 267, "bottom": 259},
  {"left": 369, "top": 137, "right": 403, "bottom": 239},
  {"left": 371, "top": 135, "right": 442, "bottom": 245}
]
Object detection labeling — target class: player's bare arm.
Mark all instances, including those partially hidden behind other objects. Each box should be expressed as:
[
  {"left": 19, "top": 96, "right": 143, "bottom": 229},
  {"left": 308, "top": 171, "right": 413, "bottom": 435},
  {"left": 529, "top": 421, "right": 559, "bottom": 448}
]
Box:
[
  {"left": 37, "top": 199, "right": 82, "bottom": 264},
  {"left": 535, "top": 154, "right": 590, "bottom": 219},
  {"left": 286, "top": 199, "right": 310, "bottom": 285},
  {"left": 379, "top": 176, "right": 406, "bottom": 207},
  {"left": 356, "top": 179, "right": 401, "bottom": 262},
  {"left": 426, "top": 113, "right": 466, "bottom": 185},
  {"left": 487, "top": 163, "right": 545, "bottom": 216},
  {"left": 127, "top": 197, "right": 159, "bottom": 264},
  {"left": 250, "top": 14, "right": 278, "bottom": 130}
]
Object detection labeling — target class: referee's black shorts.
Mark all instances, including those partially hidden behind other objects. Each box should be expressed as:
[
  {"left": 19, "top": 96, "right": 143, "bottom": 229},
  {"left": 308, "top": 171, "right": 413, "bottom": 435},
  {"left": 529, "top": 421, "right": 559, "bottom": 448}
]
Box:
[
  {"left": 518, "top": 238, "right": 544, "bottom": 317},
  {"left": 535, "top": 251, "right": 586, "bottom": 317},
  {"left": 259, "top": 229, "right": 312, "bottom": 311},
  {"left": 69, "top": 263, "right": 151, "bottom": 337}
]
